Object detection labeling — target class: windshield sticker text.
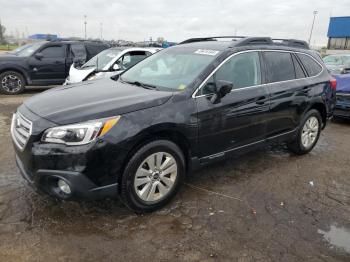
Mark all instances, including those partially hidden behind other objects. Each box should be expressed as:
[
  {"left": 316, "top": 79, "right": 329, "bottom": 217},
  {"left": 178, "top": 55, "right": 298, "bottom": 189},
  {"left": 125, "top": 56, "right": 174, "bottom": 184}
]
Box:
[{"left": 194, "top": 49, "right": 219, "bottom": 56}]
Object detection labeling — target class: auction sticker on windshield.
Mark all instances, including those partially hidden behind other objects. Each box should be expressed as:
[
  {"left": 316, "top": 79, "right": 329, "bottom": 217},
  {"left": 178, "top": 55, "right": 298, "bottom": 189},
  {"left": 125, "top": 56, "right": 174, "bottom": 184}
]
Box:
[{"left": 194, "top": 49, "right": 219, "bottom": 56}]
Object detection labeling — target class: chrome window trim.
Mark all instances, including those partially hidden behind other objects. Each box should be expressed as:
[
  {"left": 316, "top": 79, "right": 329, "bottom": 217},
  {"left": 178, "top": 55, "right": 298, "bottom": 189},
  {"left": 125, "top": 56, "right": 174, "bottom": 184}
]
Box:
[{"left": 192, "top": 49, "right": 325, "bottom": 99}]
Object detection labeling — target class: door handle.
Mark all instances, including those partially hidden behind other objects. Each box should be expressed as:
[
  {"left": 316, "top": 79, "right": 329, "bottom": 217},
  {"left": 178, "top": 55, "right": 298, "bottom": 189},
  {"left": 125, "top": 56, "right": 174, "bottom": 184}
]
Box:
[{"left": 256, "top": 96, "right": 268, "bottom": 105}]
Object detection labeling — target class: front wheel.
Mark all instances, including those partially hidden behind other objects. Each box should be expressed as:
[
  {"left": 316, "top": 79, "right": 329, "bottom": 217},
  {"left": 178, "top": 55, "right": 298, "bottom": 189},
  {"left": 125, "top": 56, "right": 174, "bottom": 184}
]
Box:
[
  {"left": 287, "top": 109, "right": 322, "bottom": 155},
  {"left": 0, "top": 71, "right": 26, "bottom": 95},
  {"left": 121, "top": 140, "right": 185, "bottom": 213}
]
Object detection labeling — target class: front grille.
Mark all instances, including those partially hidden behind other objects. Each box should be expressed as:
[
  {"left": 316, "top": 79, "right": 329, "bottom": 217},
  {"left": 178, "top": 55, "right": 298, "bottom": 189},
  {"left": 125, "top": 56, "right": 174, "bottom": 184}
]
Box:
[{"left": 11, "top": 112, "right": 33, "bottom": 151}]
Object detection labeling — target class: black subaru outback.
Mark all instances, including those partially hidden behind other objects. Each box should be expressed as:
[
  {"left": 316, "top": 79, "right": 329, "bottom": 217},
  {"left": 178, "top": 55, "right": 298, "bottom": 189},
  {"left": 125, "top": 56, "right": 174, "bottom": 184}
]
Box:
[{"left": 11, "top": 36, "right": 336, "bottom": 212}]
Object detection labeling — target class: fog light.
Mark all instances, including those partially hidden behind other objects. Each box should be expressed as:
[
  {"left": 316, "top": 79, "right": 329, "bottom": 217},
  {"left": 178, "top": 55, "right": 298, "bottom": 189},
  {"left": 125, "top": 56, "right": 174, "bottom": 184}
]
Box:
[{"left": 58, "top": 179, "right": 71, "bottom": 194}]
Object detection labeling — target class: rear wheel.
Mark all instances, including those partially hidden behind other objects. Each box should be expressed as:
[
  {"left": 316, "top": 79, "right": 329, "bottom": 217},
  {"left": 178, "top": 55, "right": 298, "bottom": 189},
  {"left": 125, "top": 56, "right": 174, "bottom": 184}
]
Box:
[
  {"left": 121, "top": 140, "right": 185, "bottom": 213},
  {"left": 0, "top": 71, "right": 26, "bottom": 95},
  {"left": 287, "top": 109, "right": 322, "bottom": 155}
]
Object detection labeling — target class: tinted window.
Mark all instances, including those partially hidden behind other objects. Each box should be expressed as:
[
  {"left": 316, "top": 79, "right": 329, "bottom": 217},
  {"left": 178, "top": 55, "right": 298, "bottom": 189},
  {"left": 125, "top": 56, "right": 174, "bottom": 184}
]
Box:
[
  {"left": 41, "top": 46, "right": 65, "bottom": 58},
  {"left": 85, "top": 43, "right": 109, "bottom": 59},
  {"left": 297, "top": 54, "right": 322, "bottom": 77},
  {"left": 292, "top": 54, "right": 306, "bottom": 79},
  {"left": 71, "top": 44, "right": 86, "bottom": 61},
  {"left": 200, "top": 52, "right": 261, "bottom": 95},
  {"left": 264, "top": 52, "right": 295, "bottom": 83}
]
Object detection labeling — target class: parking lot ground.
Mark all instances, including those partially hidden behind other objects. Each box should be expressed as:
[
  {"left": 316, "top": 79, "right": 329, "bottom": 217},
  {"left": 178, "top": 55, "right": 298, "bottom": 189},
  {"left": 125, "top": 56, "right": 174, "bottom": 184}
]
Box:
[{"left": 1, "top": 91, "right": 350, "bottom": 262}]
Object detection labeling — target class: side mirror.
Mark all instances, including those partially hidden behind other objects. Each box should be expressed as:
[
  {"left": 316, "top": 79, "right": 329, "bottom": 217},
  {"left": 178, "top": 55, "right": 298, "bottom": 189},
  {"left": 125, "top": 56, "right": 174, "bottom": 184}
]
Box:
[
  {"left": 112, "top": 64, "right": 121, "bottom": 71},
  {"left": 210, "top": 80, "right": 233, "bottom": 104},
  {"left": 34, "top": 53, "right": 44, "bottom": 60}
]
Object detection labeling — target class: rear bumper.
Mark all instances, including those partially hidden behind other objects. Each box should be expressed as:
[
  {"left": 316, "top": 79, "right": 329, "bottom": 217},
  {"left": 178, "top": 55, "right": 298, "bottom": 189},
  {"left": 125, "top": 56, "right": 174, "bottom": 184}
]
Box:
[
  {"left": 334, "top": 104, "right": 350, "bottom": 119},
  {"left": 16, "top": 154, "right": 118, "bottom": 200}
]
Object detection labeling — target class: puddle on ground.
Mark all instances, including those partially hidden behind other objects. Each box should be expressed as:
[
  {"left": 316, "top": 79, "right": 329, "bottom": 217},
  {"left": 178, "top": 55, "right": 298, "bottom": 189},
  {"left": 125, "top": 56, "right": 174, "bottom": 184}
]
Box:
[{"left": 318, "top": 224, "right": 350, "bottom": 253}]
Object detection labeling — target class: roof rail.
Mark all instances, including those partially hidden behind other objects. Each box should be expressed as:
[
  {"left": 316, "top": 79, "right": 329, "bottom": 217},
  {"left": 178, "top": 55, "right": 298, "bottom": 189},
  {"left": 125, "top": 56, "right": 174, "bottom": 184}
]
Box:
[
  {"left": 179, "top": 36, "right": 310, "bottom": 50},
  {"left": 234, "top": 37, "right": 274, "bottom": 47},
  {"left": 272, "top": 38, "right": 310, "bottom": 49},
  {"left": 49, "top": 39, "right": 105, "bottom": 43},
  {"left": 179, "top": 36, "right": 246, "bottom": 45}
]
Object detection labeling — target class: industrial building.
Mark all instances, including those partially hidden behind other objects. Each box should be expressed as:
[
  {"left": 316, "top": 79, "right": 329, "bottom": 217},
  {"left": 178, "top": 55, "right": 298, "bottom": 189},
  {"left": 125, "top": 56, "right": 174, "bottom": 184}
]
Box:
[{"left": 327, "top": 16, "right": 350, "bottom": 50}]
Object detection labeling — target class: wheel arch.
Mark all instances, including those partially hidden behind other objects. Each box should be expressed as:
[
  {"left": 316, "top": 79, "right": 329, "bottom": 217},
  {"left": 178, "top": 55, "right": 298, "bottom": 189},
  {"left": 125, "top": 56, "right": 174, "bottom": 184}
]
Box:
[
  {"left": 117, "top": 125, "right": 192, "bottom": 190},
  {"left": 0, "top": 66, "right": 30, "bottom": 85},
  {"left": 308, "top": 102, "right": 327, "bottom": 128}
]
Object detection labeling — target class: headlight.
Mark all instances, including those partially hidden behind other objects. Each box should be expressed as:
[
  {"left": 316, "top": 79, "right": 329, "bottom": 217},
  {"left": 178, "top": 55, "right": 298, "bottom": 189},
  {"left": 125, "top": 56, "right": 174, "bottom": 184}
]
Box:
[
  {"left": 41, "top": 116, "right": 121, "bottom": 145},
  {"left": 87, "top": 74, "right": 98, "bottom": 81},
  {"left": 87, "top": 72, "right": 104, "bottom": 81}
]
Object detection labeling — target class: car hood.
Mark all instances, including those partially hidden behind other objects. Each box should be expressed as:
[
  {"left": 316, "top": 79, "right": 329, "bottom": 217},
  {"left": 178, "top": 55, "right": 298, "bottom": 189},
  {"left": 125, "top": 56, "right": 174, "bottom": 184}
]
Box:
[
  {"left": 22, "top": 78, "right": 173, "bottom": 125},
  {"left": 0, "top": 54, "right": 26, "bottom": 62}
]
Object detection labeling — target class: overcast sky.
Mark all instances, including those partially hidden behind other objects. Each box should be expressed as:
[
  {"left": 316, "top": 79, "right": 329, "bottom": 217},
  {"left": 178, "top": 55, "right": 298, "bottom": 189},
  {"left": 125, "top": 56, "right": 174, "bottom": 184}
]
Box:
[{"left": 1, "top": 0, "right": 350, "bottom": 46}]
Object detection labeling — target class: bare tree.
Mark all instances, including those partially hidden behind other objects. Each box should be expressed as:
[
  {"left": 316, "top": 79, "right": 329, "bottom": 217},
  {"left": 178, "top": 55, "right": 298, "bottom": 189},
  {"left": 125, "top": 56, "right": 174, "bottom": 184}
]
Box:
[{"left": 0, "top": 20, "right": 6, "bottom": 44}]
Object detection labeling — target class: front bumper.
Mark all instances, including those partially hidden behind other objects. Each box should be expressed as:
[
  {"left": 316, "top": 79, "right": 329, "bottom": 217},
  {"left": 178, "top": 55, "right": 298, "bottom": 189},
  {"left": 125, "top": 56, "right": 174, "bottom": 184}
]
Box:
[{"left": 16, "top": 154, "right": 118, "bottom": 200}]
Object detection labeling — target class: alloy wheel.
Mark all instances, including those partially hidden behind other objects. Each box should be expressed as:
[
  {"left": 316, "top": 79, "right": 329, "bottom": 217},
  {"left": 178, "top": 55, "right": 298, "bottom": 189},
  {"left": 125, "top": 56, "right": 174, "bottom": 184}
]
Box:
[
  {"left": 301, "top": 116, "right": 319, "bottom": 149},
  {"left": 1, "top": 74, "right": 22, "bottom": 93},
  {"left": 134, "top": 152, "right": 178, "bottom": 203}
]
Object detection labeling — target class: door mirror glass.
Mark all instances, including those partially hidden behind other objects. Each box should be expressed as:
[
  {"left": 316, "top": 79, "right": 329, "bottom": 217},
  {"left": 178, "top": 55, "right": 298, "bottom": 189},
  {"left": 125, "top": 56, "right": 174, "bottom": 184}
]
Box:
[
  {"left": 210, "top": 80, "right": 233, "bottom": 104},
  {"left": 34, "top": 52, "right": 44, "bottom": 60}
]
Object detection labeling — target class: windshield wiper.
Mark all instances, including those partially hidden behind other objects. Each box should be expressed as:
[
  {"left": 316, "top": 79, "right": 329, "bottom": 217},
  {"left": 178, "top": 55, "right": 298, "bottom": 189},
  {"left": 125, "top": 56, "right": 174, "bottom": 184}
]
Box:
[{"left": 121, "top": 79, "right": 158, "bottom": 90}]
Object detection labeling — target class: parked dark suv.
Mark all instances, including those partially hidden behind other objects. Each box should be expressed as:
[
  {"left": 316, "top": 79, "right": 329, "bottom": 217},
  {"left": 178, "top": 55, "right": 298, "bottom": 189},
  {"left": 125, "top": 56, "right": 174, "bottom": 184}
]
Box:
[
  {"left": 11, "top": 36, "right": 336, "bottom": 212},
  {"left": 0, "top": 40, "right": 109, "bottom": 94}
]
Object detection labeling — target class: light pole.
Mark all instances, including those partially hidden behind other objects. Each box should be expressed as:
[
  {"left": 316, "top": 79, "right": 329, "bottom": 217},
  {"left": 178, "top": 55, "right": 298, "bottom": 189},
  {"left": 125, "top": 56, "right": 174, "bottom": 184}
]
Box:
[
  {"left": 308, "top": 10, "right": 318, "bottom": 45},
  {"left": 100, "top": 22, "right": 103, "bottom": 40},
  {"left": 84, "top": 15, "right": 87, "bottom": 39}
]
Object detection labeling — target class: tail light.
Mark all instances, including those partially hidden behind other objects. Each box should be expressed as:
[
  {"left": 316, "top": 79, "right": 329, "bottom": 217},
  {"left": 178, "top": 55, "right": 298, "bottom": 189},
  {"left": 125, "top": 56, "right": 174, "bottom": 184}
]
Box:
[{"left": 330, "top": 78, "right": 337, "bottom": 90}]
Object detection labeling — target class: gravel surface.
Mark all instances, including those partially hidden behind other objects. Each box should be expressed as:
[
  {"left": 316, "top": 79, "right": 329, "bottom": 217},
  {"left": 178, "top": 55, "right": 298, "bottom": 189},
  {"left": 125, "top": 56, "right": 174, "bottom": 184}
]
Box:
[{"left": 1, "top": 90, "right": 350, "bottom": 262}]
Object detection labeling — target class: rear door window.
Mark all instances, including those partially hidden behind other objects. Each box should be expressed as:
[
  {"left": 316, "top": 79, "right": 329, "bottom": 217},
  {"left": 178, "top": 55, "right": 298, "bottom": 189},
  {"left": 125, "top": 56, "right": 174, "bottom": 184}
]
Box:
[
  {"left": 71, "top": 44, "right": 87, "bottom": 62},
  {"left": 85, "top": 43, "right": 108, "bottom": 59},
  {"left": 297, "top": 53, "right": 322, "bottom": 77},
  {"left": 264, "top": 51, "right": 295, "bottom": 83}
]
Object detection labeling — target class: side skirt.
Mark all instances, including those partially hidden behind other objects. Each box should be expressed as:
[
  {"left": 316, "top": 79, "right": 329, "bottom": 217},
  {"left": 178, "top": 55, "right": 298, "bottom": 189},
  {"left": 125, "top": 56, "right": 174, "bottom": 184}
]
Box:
[{"left": 190, "top": 128, "right": 298, "bottom": 170}]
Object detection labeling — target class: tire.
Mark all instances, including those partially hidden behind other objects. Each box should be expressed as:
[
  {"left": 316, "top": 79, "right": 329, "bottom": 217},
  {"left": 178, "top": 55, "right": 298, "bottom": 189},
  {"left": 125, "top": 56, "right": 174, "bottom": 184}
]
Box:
[
  {"left": 287, "top": 109, "right": 322, "bottom": 155},
  {"left": 120, "top": 140, "right": 185, "bottom": 213},
  {"left": 0, "top": 71, "right": 26, "bottom": 95}
]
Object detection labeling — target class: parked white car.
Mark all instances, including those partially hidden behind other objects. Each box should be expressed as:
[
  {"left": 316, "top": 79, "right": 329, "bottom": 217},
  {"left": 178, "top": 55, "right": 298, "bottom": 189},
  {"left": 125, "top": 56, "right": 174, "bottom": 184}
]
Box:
[{"left": 64, "top": 47, "right": 160, "bottom": 84}]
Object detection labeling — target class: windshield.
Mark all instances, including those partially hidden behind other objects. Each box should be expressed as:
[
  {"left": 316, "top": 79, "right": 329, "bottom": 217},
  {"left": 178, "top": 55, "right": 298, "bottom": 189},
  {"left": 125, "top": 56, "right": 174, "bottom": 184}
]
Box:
[
  {"left": 81, "top": 49, "right": 122, "bottom": 70},
  {"left": 120, "top": 46, "right": 222, "bottom": 91},
  {"left": 323, "top": 55, "right": 343, "bottom": 65},
  {"left": 14, "top": 42, "right": 46, "bottom": 57}
]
